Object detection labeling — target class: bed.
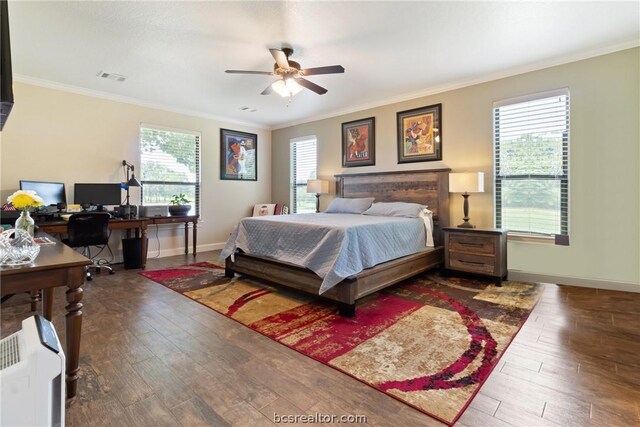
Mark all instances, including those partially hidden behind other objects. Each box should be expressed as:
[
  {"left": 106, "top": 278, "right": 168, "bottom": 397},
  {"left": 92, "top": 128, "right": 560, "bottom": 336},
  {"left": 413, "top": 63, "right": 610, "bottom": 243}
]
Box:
[{"left": 223, "top": 169, "right": 450, "bottom": 316}]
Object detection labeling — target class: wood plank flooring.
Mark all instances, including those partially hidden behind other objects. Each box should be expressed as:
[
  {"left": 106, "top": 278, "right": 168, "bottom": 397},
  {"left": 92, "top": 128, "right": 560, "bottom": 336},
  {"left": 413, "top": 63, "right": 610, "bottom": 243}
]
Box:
[{"left": 2, "top": 251, "right": 639, "bottom": 426}]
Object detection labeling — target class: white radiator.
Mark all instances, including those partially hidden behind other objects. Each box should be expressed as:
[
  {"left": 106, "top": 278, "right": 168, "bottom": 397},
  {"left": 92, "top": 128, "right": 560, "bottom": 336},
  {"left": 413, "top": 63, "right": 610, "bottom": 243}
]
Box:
[{"left": 0, "top": 315, "right": 65, "bottom": 427}]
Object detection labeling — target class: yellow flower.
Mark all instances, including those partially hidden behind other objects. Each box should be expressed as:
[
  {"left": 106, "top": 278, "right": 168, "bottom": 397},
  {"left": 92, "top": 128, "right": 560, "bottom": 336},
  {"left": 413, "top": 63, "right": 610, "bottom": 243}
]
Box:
[{"left": 7, "top": 190, "right": 44, "bottom": 210}]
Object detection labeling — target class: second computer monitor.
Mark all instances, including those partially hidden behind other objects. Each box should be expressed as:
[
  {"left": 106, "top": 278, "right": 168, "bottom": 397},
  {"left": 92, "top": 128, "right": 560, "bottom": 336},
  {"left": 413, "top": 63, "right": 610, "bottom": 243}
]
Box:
[{"left": 74, "top": 183, "right": 122, "bottom": 209}]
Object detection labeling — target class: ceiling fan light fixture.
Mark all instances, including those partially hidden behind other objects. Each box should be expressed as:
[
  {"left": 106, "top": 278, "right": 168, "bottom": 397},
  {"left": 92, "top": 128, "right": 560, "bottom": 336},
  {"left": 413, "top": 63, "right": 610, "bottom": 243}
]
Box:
[{"left": 271, "top": 78, "right": 303, "bottom": 98}]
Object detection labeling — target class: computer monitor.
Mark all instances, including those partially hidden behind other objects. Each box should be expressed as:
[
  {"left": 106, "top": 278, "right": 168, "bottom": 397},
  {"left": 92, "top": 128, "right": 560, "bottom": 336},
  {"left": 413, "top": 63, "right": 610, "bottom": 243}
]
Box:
[
  {"left": 19, "top": 180, "right": 66, "bottom": 206},
  {"left": 74, "top": 183, "right": 122, "bottom": 210}
]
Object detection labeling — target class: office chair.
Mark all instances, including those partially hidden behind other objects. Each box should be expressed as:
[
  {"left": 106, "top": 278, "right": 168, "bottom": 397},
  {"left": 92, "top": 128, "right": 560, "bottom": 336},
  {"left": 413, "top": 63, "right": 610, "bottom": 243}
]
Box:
[{"left": 62, "top": 212, "right": 114, "bottom": 281}]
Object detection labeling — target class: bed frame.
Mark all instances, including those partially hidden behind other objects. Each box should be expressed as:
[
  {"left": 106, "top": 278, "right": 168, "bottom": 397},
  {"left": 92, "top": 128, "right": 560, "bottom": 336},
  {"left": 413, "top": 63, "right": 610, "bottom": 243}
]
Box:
[{"left": 225, "top": 169, "right": 450, "bottom": 316}]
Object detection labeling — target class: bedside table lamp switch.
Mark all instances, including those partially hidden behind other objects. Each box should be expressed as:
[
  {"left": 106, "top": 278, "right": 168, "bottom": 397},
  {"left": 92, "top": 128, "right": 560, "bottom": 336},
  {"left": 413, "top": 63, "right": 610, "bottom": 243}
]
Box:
[{"left": 449, "top": 172, "right": 484, "bottom": 228}]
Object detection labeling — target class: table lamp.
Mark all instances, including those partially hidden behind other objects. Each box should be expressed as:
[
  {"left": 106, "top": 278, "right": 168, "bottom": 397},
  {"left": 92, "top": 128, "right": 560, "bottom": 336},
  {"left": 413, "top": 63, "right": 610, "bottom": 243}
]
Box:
[
  {"left": 449, "top": 172, "right": 484, "bottom": 228},
  {"left": 306, "top": 179, "right": 329, "bottom": 213},
  {"left": 122, "top": 160, "right": 141, "bottom": 218}
]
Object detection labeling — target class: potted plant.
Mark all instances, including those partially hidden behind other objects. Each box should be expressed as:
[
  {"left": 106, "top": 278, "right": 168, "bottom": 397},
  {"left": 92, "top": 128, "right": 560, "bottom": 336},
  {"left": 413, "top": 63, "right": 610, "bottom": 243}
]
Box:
[{"left": 168, "top": 193, "right": 191, "bottom": 216}]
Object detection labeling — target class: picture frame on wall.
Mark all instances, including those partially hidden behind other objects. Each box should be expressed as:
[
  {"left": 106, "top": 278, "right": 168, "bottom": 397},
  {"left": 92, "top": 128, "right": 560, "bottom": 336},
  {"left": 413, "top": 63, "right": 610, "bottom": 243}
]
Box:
[
  {"left": 220, "top": 128, "right": 257, "bottom": 181},
  {"left": 342, "top": 117, "right": 375, "bottom": 167},
  {"left": 396, "top": 103, "right": 442, "bottom": 163}
]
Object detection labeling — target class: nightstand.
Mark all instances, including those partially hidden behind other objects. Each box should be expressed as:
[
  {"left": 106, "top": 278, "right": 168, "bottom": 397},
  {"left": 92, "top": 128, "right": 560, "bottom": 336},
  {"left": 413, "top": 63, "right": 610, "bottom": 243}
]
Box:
[{"left": 443, "top": 227, "right": 507, "bottom": 285}]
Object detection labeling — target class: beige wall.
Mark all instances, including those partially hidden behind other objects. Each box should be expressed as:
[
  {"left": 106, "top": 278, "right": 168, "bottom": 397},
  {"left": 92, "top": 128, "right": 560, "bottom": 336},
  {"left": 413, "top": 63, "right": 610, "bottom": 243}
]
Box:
[
  {"left": 0, "top": 82, "right": 271, "bottom": 256},
  {"left": 272, "top": 48, "right": 640, "bottom": 289}
]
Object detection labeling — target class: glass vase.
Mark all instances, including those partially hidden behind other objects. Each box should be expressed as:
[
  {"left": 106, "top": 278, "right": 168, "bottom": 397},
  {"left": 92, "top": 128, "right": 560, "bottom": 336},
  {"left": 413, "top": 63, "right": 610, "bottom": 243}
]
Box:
[{"left": 15, "top": 210, "right": 35, "bottom": 237}]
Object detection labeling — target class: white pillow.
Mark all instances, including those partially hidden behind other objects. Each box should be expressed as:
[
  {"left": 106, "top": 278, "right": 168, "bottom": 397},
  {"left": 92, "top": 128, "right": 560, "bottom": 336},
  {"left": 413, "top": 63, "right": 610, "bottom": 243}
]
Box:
[
  {"left": 324, "top": 197, "right": 375, "bottom": 214},
  {"left": 363, "top": 202, "right": 427, "bottom": 218}
]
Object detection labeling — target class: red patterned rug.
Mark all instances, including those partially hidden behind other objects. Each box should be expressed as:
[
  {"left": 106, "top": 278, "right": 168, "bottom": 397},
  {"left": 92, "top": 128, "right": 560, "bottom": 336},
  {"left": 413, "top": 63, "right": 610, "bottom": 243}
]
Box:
[{"left": 140, "top": 262, "right": 541, "bottom": 425}]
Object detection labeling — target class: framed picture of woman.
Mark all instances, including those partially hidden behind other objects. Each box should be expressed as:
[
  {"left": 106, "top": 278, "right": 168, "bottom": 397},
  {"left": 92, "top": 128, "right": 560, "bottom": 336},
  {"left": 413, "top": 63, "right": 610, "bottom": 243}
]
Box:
[{"left": 342, "top": 117, "right": 375, "bottom": 167}]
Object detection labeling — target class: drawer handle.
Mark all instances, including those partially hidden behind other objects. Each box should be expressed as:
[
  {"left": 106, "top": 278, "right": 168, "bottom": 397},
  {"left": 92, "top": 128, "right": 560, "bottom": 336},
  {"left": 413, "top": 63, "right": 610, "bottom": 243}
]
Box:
[
  {"left": 459, "top": 259, "right": 486, "bottom": 266},
  {"left": 459, "top": 242, "right": 484, "bottom": 248}
]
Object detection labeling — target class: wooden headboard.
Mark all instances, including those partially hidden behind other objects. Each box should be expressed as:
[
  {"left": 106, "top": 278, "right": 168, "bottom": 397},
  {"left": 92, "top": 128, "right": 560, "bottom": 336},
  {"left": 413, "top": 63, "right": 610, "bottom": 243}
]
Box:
[{"left": 335, "top": 169, "right": 450, "bottom": 245}]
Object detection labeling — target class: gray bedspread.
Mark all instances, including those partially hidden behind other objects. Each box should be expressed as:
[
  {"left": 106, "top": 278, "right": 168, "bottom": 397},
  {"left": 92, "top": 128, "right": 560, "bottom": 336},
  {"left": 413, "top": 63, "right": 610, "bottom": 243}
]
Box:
[{"left": 219, "top": 213, "right": 429, "bottom": 294}]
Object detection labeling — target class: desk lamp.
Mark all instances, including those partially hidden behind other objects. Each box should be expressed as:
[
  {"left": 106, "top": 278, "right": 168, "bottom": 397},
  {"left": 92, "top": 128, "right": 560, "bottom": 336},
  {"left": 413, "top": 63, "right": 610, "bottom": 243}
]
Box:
[
  {"left": 449, "top": 172, "right": 484, "bottom": 228},
  {"left": 122, "top": 160, "right": 141, "bottom": 218},
  {"left": 306, "top": 179, "right": 329, "bottom": 213}
]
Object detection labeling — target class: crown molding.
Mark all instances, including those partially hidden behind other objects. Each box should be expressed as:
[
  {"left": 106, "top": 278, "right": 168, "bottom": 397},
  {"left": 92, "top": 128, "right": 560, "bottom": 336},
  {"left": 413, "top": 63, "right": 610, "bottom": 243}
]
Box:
[
  {"left": 271, "top": 39, "right": 639, "bottom": 130},
  {"left": 13, "top": 39, "right": 638, "bottom": 133},
  {"left": 13, "top": 75, "right": 271, "bottom": 131}
]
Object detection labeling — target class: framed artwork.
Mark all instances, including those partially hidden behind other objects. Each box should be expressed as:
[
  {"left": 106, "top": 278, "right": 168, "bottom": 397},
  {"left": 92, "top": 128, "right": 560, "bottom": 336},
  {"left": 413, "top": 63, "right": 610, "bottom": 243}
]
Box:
[
  {"left": 220, "top": 128, "right": 257, "bottom": 181},
  {"left": 342, "top": 117, "right": 375, "bottom": 167},
  {"left": 396, "top": 103, "right": 442, "bottom": 163}
]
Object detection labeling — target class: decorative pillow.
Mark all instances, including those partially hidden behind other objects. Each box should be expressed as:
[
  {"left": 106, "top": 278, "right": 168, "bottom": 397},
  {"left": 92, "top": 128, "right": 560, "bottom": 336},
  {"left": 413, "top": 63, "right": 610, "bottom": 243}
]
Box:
[
  {"left": 363, "top": 202, "right": 427, "bottom": 218},
  {"left": 252, "top": 204, "right": 276, "bottom": 216},
  {"left": 324, "top": 197, "right": 375, "bottom": 214}
]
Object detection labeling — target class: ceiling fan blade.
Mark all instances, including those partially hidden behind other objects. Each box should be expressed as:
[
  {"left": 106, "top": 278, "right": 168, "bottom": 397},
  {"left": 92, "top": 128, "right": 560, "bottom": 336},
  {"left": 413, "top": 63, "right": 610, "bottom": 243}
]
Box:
[
  {"left": 225, "top": 70, "right": 274, "bottom": 75},
  {"left": 296, "top": 78, "right": 328, "bottom": 95},
  {"left": 270, "top": 49, "right": 290, "bottom": 70},
  {"left": 260, "top": 84, "right": 274, "bottom": 95},
  {"left": 300, "top": 65, "right": 345, "bottom": 76}
]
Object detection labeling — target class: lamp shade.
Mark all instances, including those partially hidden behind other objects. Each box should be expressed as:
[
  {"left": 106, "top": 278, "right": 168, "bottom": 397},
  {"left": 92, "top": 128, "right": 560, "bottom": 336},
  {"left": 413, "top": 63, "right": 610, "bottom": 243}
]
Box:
[
  {"left": 449, "top": 172, "right": 485, "bottom": 193},
  {"left": 127, "top": 175, "right": 141, "bottom": 187},
  {"left": 272, "top": 78, "right": 303, "bottom": 97},
  {"left": 306, "top": 179, "right": 329, "bottom": 194}
]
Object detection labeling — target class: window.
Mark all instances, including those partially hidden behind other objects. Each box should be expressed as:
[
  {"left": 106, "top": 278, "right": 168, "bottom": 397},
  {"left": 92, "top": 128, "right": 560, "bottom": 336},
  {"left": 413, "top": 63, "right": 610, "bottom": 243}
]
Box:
[
  {"left": 493, "top": 89, "right": 569, "bottom": 237},
  {"left": 139, "top": 124, "right": 201, "bottom": 214},
  {"left": 290, "top": 137, "right": 317, "bottom": 213}
]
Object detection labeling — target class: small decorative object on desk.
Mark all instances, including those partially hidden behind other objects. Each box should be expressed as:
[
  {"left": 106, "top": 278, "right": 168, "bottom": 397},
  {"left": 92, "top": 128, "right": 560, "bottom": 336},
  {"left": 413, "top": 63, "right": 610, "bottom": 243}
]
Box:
[
  {"left": 169, "top": 193, "right": 191, "bottom": 216},
  {"left": 34, "top": 236, "right": 56, "bottom": 245},
  {"left": 7, "top": 190, "right": 44, "bottom": 237},
  {"left": 0, "top": 228, "right": 41, "bottom": 266}
]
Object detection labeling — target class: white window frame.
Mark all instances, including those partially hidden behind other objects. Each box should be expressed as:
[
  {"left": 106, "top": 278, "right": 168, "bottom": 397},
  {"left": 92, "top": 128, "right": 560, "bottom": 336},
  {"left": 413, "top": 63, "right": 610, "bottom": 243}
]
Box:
[
  {"left": 290, "top": 136, "right": 317, "bottom": 214},
  {"left": 139, "top": 123, "right": 201, "bottom": 215},
  {"left": 493, "top": 88, "right": 569, "bottom": 244}
]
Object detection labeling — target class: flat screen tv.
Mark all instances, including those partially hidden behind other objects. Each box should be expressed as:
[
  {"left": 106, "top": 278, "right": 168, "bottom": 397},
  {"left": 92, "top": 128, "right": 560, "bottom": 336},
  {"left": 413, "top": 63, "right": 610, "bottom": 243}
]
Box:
[{"left": 1, "top": 0, "right": 14, "bottom": 131}]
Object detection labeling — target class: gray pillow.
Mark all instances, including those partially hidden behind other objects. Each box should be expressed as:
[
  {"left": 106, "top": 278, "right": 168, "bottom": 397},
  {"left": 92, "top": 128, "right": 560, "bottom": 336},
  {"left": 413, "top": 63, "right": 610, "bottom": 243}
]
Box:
[
  {"left": 363, "top": 202, "right": 426, "bottom": 218},
  {"left": 324, "top": 197, "right": 375, "bottom": 214}
]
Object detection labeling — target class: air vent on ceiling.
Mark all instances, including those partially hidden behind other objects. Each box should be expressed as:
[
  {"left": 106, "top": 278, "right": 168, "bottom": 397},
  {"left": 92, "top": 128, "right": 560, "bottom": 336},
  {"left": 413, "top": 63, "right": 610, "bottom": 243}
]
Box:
[
  {"left": 239, "top": 106, "right": 257, "bottom": 112},
  {"left": 96, "top": 71, "right": 127, "bottom": 82}
]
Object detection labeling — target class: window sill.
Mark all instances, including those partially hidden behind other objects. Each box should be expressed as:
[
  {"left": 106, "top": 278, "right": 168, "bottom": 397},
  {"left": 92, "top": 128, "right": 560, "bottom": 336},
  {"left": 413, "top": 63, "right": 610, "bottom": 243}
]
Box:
[{"left": 507, "top": 232, "right": 557, "bottom": 245}]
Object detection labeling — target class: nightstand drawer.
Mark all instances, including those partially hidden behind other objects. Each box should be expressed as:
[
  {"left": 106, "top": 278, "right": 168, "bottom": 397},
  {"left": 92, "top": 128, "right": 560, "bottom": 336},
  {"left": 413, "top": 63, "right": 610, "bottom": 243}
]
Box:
[
  {"left": 449, "top": 234, "right": 495, "bottom": 255},
  {"left": 449, "top": 253, "right": 495, "bottom": 274}
]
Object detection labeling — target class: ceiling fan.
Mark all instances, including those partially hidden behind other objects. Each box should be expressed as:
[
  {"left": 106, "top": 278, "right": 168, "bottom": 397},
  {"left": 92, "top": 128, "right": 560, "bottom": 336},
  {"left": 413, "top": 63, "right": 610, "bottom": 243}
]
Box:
[{"left": 225, "top": 48, "right": 345, "bottom": 97}]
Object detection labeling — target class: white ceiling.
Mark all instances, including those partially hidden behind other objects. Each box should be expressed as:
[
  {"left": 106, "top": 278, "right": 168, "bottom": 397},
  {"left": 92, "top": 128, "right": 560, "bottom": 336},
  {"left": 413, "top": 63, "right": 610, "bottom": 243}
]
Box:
[{"left": 8, "top": 1, "right": 639, "bottom": 129}]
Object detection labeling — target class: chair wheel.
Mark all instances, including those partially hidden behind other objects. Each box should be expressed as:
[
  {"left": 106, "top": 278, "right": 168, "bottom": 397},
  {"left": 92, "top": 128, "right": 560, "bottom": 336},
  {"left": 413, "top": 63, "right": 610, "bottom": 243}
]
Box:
[
  {"left": 87, "top": 276, "right": 93, "bottom": 281},
  {"left": 109, "top": 270, "right": 115, "bottom": 275}
]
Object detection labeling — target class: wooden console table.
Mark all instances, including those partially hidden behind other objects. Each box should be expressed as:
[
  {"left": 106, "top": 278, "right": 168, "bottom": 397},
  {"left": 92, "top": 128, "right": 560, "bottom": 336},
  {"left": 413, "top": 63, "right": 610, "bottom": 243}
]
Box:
[
  {"left": 146, "top": 215, "right": 199, "bottom": 256},
  {"left": 37, "top": 217, "right": 150, "bottom": 268},
  {"left": 1, "top": 234, "right": 91, "bottom": 399}
]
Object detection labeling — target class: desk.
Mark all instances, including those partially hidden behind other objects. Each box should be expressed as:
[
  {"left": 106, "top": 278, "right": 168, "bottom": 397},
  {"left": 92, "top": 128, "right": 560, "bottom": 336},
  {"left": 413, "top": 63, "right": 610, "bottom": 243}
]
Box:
[
  {"left": 147, "top": 215, "right": 199, "bottom": 256},
  {"left": 1, "top": 235, "right": 91, "bottom": 399},
  {"left": 38, "top": 218, "right": 150, "bottom": 268}
]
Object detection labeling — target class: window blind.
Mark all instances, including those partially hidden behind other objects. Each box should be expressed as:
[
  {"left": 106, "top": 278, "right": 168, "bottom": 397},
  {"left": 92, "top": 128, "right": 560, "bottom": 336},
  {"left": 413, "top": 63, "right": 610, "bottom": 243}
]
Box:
[
  {"left": 290, "top": 138, "right": 317, "bottom": 213},
  {"left": 493, "top": 90, "right": 569, "bottom": 237},
  {"left": 139, "top": 125, "right": 201, "bottom": 215}
]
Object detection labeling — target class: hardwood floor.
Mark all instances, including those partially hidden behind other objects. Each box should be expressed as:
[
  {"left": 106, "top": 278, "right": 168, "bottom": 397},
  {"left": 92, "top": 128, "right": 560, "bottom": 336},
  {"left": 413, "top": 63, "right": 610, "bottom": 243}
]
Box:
[{"left": 2, "top": 251, "right": 639, "bottom": 426}]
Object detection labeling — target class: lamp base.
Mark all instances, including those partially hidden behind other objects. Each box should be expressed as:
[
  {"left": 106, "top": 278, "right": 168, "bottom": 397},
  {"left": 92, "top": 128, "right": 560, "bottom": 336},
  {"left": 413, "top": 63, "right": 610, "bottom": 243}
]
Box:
[
  {"left": 457, "top": 221, "right": 476, "bottom": 228},
  {"left": 315, "top": 193, "right": 321, "bottom": 213}
]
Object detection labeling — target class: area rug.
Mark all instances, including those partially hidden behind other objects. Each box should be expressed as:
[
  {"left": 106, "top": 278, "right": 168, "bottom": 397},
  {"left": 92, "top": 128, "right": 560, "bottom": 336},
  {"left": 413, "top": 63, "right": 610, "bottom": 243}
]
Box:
[{"left": 140, "top": 262, "right": 541, "bottom": 425}]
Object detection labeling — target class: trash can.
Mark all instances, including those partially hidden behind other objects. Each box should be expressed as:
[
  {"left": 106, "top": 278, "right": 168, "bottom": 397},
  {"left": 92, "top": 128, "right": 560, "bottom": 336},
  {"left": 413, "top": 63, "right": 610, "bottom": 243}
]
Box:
[{"left": 122, "top": 237, "right": 144, "bottom": 269}]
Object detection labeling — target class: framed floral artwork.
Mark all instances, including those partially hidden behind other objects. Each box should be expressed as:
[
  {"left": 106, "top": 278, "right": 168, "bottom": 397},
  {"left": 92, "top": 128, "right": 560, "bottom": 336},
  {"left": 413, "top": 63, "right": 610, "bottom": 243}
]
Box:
[
  {"left": 396, "top": 104, "right": 442, "bottom": 163},
  {"left": 220, "top": 128, "right": 257, "bottom": 181},
  {"left": 342, "top": 117, "right": 375, "bottom": 167}
]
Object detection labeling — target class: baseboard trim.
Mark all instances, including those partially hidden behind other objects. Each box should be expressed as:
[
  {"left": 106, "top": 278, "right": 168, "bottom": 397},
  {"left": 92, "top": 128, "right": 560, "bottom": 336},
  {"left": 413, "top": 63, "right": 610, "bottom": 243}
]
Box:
[
  {"left": 508, "top": 271, "right": 640, "bottom": 293},
  {"left": 151, "top": 242, "right": 226, "bottom": 259}
]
